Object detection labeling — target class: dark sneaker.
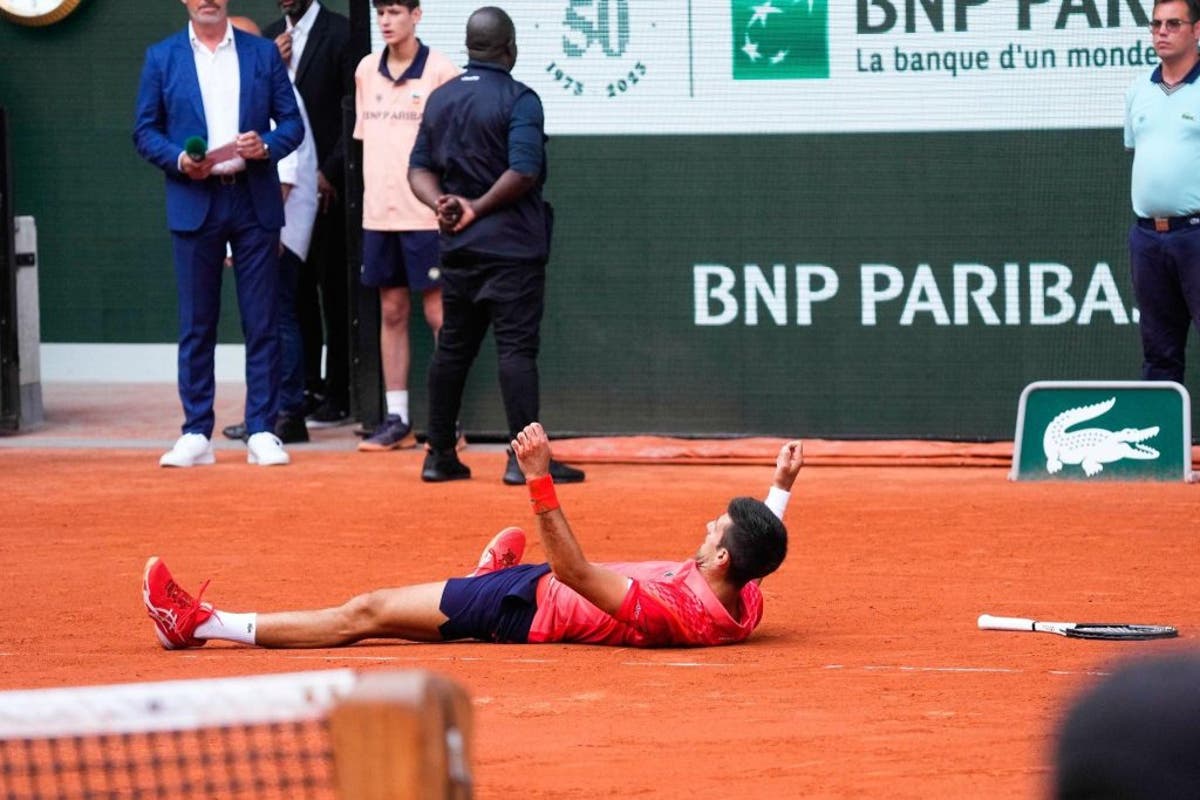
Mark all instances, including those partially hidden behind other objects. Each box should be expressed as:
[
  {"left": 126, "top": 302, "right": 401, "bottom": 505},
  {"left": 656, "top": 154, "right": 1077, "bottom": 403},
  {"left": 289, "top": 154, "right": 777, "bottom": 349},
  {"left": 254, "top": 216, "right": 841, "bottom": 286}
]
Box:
[
  {"left": 306, "top": 399, "right": 350, "bottom": 429},
  {"left": 357, "top": 415, "right": 415, "bottom": 452},
  {"left": 550, "top": 460, "right": 586, "bottom": 483},
  {"left": 274, "top": 413, "right": 310, "bottom": 444},
  {"left": 421, "top": 448, "right": 471, "bottom": 482},
  {"left": 302, "top": 390, "right": 324, "bottom": 417},
  {"left": 502, "top": 449, "right": 525, "bottom": 485},
  {"left": 502, "top": 449, "right": 586, "bottom": 485},
  {"left": 221, "top": 422, "right": 248, "bottom": 441}
]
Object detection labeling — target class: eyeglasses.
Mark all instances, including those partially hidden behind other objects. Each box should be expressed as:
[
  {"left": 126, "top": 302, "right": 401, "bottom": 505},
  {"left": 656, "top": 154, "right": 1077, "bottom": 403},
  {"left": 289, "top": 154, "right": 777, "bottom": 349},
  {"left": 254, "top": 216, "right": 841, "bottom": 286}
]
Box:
[{"left": 1150, "top": 18, "right": 1195, "bottom": 32}]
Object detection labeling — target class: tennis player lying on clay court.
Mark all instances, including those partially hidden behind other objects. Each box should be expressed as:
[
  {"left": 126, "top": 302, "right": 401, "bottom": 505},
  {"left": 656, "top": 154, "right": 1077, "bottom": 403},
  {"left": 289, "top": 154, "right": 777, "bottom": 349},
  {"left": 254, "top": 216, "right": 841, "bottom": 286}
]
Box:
[{"left": 143, "top": 423, "right": 801, "bottom": 649}]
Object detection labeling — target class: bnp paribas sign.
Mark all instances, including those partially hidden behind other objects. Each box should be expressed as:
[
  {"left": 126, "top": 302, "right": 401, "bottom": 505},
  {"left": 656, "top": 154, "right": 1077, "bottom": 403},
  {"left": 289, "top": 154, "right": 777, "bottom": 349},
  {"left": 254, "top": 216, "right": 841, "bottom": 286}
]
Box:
[
  {"left": 732, "top": 0, "right": 829, "bottom": 80},
  {"left": 1011, "top": 382, "right": 1195, "bottom": 482}
]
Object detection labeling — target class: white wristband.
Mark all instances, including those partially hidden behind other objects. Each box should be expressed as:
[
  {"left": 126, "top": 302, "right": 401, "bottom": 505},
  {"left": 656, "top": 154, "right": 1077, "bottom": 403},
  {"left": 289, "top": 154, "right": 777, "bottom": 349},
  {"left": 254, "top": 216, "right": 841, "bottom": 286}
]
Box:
[{"left": 764, "top": 486, "right": 790, "bottom": 520}]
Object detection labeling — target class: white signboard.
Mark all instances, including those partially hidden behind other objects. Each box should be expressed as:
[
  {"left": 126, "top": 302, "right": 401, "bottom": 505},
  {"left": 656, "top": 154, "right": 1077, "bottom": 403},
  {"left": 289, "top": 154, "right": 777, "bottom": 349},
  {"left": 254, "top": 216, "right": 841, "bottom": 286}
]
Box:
[{"left": 372, "top": 0, "right": 1157, "bottom": 134}]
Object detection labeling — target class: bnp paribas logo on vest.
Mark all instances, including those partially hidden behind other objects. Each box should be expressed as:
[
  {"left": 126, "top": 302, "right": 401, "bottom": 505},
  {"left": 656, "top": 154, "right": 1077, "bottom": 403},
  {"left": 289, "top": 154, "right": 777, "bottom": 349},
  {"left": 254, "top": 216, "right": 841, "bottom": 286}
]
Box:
[{"left": 732, "top": 0, "right": 828, "bottom": 80}]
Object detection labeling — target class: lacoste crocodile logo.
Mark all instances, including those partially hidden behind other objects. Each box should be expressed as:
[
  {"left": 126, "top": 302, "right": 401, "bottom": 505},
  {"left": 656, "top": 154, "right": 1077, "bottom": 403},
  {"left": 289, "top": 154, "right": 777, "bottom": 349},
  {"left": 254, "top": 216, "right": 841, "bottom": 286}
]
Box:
[{"left": 1043, "top": 397, "right": 1160, "bottom": 477}]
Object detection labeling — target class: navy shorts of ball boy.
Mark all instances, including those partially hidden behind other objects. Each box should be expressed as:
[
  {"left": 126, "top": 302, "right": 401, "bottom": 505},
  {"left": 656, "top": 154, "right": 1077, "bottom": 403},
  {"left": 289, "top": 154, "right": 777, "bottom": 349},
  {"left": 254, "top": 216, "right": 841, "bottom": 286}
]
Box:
[
  {"left": 360, "top": 230, "right": 442, "bottom": 291},
  {"left": 438, "top": 564, "right": 552, "bottom": 643}
]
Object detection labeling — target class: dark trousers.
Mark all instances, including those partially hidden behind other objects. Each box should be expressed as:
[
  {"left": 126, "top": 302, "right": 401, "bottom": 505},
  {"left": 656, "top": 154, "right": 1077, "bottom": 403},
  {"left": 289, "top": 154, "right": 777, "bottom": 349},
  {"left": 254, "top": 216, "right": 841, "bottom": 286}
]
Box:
[
  {"left": 427, "top": 257, "right": 545, "bottom": 451},
  {"left": 170, "top": 182, "right": 280, "bottom": 437},
  {"left": 299, "top": 200, "right": 349, "bottom": 407},
  {"left": 1129, "top": 223, "right": 1200, "bottom": 383},
  {"left": 278, "top": 246, "right": 305, "bottom": 417}
]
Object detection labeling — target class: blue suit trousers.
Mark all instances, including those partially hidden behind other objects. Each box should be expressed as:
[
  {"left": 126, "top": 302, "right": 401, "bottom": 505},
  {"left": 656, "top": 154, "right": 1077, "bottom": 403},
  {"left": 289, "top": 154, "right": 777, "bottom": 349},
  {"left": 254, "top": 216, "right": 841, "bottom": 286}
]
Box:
[{"left": 171, "top": 180, "right": 280, "bottom": 437}]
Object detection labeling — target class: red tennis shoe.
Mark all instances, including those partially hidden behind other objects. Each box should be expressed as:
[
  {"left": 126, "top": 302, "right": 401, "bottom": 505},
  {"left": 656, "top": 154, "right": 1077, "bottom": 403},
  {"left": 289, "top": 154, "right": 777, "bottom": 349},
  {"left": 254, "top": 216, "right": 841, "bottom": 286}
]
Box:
[
  {"left": 142, "top": 557, "right": 214, "bottom": 650},
  {"left": 467, "top": 527, "right": 526, "bottom": 577}
]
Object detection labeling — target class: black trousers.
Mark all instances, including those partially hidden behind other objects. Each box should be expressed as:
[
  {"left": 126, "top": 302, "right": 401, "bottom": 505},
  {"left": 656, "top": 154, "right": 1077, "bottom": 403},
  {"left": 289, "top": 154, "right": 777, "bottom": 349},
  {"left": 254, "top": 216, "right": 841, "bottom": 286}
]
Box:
[
  {"left": 1129, "top": 222, "right": 1200, "bottom": 383},
  {"left": 298, "top": 200, "right": 349, "bottom": 407},
  {"left": 427, "top": 256, "right": 546, "bottom": 451}
]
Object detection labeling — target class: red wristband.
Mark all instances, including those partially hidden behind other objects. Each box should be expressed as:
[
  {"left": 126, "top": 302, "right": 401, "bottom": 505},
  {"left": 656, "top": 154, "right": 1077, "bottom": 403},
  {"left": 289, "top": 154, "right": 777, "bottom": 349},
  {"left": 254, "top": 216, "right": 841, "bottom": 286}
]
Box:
[{"left": 527, "top": 475, "right": 559, "bottom": 514}]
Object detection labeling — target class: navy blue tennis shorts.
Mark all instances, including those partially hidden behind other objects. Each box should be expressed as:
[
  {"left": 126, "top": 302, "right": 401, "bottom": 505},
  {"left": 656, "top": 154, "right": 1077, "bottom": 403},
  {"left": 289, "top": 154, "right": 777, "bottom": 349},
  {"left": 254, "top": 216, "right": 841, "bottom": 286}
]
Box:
[
  {"left": 438, "top": 563, "right": 552, "bottom": 643},
  {"left": 360, "top": 229, "right": 441, "bottom": 291}
]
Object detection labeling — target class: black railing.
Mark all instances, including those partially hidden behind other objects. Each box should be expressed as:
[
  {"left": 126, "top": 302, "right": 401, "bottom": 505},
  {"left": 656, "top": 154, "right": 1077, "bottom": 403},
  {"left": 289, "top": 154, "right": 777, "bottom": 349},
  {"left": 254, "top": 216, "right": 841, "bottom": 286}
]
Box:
[{"left": 0, "top": 107, "right": 20, "bottom": 433}]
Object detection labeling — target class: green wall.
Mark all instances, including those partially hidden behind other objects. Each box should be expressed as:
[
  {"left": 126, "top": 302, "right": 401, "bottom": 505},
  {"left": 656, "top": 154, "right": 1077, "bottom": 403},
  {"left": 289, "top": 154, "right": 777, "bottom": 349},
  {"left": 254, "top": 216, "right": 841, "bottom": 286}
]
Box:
[
  {"left": 2, "top": 1, "right": 1196, "bottom": 439},
  {"left": 0, "top": 0, "right": 347, "bottom": 342}
]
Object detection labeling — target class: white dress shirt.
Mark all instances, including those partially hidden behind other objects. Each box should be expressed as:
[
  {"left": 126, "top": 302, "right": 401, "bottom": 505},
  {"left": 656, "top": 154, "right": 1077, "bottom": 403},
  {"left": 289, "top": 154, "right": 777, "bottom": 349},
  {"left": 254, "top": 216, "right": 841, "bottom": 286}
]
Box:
[
  {"left": 277, "top": 89, "right": 319, "bottom": 260},
  {"left": 285, "top": 1, "right": 322, "bottom": 80},
  {"left": 189, "top": 21, "right": 245, "bottom": 174}
]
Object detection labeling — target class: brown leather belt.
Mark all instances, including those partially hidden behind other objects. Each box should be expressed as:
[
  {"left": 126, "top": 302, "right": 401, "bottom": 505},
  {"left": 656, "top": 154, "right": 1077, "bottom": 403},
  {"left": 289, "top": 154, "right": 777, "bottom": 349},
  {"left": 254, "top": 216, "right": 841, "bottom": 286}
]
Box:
[{"left": 1138, "top": 214, "right": 1200, "bottom": 233}]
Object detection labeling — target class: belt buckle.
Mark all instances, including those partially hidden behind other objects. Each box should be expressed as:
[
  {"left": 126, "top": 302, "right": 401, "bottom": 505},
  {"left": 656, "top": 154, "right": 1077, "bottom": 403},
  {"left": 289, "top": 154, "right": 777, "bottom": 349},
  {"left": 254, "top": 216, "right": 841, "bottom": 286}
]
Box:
[
  {"left": 219, "top": 173, "right": 238, "bottom": 186},
  {"left": 1154, "top": 217, "right": 1170, "bottom": 232}
]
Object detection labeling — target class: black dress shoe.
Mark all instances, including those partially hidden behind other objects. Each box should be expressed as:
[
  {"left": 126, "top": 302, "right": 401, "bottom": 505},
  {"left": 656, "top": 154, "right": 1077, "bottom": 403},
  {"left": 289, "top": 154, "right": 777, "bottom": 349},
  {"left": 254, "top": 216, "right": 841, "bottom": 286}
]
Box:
[
  {"left": 502, "top": 450, "right": 525, "bottom": 485},
  {"left": 222, "top": 422, "right": 248, "bottom": 441},
  {"left": 306, "top": 398, "right": 350, "bottom": 428},
  {"left": 550, "top": 460, "right": 586, "bottom": 483},
  {"left": 274, "top": 414, "right": 310, "bottom": 444},
  {"left": 502, "top": 450, "right": 586, "bottom": 485},
  {"left": 421, "top": 449, "right": 471, "bottom": 482}
]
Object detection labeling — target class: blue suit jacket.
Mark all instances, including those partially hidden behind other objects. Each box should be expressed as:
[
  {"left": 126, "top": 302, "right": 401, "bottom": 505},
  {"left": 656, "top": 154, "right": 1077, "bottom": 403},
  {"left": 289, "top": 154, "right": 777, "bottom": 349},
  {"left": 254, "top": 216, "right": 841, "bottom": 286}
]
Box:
[{"left": 133, "top": 26, "right": 303, "bottom": 233}]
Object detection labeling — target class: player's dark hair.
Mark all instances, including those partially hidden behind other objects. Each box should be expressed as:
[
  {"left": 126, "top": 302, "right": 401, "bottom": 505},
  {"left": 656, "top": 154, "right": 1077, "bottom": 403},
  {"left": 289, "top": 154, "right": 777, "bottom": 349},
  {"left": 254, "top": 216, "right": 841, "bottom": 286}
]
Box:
[
  {"left": 721, "top": 497, "right": 788, "bottom": 587},
  {"left": 373, "top": 0, "right": 420, "bottom": 11}
]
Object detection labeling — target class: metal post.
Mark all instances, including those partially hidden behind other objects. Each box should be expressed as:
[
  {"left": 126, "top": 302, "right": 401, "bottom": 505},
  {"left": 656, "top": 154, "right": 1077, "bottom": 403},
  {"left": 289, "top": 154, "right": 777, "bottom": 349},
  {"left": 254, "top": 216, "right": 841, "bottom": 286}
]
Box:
[{"left": 0, "top": 108, "right": 20, "bottom": 433}]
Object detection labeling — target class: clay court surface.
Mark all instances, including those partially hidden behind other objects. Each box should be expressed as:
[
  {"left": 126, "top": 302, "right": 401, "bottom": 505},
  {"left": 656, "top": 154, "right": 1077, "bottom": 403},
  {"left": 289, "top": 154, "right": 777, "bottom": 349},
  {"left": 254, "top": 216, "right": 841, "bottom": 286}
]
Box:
[{"left": 2, "top": 384, "right": 1196, "bottom": 798}]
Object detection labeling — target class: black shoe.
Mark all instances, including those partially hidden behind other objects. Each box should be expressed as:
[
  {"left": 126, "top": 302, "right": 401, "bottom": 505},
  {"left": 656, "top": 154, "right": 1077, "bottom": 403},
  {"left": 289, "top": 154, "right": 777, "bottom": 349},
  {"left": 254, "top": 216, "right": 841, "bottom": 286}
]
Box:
[
  {"left": 551, "top": 460, "right": 586, "bottom": 483},
  {"left": 502, "top": 450, "right": 525, "bottom": 485},
  {"left": 301, "top": 390, "right": 324, "bottom": 418},
  {"left": 502, "top": 450, "right": 586, "bottom": 485},
  {"left": 274, "top": 413, "right": 310, "bottom": 444},
  {"left": 306, "top": 398, "right": 350, "bottom": 429},
  {"left": 421, "top": 449, "right": 471, "bottom": 482},
  {"left": 222, "top": 422, "right": 248, "bottom": 441}
]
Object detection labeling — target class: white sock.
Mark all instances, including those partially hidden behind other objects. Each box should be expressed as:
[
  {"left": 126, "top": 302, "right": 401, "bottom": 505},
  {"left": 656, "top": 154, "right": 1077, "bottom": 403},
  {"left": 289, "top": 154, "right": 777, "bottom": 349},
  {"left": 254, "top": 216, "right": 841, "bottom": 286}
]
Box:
[
  {"left": 195, "top": 610, "right": 258, "bottom": 645},
  {"left": 386, "top": 390, "right": 409, "bottom": 424}
]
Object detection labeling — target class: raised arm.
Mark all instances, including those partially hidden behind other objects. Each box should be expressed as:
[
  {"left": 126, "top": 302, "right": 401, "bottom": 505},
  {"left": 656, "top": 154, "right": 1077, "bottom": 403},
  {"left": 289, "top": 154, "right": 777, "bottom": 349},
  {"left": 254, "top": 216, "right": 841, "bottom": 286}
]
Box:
[
  {"left": 763, "top": 440, "right": 803, "bottom": 520},
  {"left": 755, "top": 440, "right": 802, "bottom": 586},
  {"left": 511, "top": 423, "right": 631, "bottom": 616}
]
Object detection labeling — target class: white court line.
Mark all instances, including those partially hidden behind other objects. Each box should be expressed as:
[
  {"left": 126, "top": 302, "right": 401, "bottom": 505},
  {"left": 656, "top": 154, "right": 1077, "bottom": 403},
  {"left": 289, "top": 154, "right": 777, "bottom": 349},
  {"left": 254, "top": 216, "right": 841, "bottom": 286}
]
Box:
[
  {"left": 160, "top": 652, "right": 1116, "bottom": 678},
  {"left": 622, "top": 661, "right": 733, "bottom": 668},
  {"left": 255, "top": 657, "right": 1113, "bottom": 676},
  {"left": 828, "top": 664, "right": 1111, "bottom": 677},
  {"left": 863, "top": 665, "right": 1020, "bottom": 674},
  {"left": 3, "top": 647, "right": 1116, "bottom": 679}
]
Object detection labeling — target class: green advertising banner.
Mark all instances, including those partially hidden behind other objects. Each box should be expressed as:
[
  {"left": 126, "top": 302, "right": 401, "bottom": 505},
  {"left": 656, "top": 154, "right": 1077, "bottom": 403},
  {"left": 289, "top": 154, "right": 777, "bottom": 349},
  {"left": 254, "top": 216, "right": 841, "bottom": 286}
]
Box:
[
  {"left": 1011, "top": 382, "right": 1193, "bottom": 481},
  {"left": 4, "top": 2, "right": 1200, "bottom": 441}
]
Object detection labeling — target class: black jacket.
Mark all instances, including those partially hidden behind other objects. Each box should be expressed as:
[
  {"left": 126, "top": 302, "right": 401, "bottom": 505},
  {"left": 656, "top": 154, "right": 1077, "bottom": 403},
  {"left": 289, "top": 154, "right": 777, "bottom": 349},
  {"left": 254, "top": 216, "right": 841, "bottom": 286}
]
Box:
[{"left": 264, "top": 5, "right": 353, "bottom": 186}]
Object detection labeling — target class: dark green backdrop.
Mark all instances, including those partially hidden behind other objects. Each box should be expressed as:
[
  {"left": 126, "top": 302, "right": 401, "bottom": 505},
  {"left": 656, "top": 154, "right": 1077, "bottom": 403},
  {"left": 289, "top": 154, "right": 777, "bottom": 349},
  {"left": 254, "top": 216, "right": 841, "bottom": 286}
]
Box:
[{"left": 2, "top": 0, "right": 1195, "bottom": 439}]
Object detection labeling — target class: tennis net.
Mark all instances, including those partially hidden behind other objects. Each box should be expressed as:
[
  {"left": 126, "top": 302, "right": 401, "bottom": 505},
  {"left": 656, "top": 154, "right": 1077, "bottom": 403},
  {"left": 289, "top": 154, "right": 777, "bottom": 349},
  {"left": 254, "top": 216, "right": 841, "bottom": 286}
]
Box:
[{"left": 0, "top": 669, "right": 472, "bottom": 800}]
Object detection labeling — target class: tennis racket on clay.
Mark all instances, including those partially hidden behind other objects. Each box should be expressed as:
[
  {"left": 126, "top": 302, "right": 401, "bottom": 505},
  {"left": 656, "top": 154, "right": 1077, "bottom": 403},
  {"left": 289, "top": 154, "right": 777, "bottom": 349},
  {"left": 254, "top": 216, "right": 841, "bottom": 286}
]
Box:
[{"left": 978, "top": 614, "right": 1177, "bottom": 640}]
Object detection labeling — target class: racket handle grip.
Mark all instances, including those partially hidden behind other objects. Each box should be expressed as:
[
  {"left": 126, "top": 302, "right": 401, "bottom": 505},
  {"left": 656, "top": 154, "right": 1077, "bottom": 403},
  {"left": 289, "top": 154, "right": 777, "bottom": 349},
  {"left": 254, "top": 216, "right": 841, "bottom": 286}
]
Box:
[{"left": 977, "top": 614, "right": 1036, "bottom": 632}]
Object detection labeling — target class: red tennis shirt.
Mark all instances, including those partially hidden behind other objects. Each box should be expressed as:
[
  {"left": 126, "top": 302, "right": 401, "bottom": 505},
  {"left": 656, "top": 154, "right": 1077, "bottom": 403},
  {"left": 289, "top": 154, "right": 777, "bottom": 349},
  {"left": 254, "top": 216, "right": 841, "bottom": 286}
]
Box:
[{"left": 526, "top": 559, "right": 764, "bottom": 647}]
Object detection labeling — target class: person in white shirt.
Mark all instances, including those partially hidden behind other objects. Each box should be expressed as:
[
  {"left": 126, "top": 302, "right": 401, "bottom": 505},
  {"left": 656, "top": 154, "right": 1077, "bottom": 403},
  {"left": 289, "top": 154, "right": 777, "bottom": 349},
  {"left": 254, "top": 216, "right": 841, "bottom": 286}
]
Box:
[
  {"left": 223, "top": 15, "right": 320, "bottom": 445},
  {"left": 133, "top": 0, "right": 303, "bottom": 468}
]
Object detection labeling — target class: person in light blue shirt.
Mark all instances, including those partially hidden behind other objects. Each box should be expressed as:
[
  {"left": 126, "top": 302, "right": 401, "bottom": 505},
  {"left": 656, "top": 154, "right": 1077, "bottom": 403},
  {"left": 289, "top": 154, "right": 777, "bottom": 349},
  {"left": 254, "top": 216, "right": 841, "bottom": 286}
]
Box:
[{"left": 1124, "top": 0, "right": 1200, "bottom": 383}]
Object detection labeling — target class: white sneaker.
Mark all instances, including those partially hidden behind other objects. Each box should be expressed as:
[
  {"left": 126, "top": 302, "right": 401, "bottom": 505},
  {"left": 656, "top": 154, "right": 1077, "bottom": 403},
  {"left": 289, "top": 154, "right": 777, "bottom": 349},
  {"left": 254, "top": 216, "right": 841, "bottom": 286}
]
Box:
[
  {"left": 247, "top": 432, "right": 290, "bottom": 466},
  {"left": 159, "top": 433, "right": 215, "bottom": 468}
]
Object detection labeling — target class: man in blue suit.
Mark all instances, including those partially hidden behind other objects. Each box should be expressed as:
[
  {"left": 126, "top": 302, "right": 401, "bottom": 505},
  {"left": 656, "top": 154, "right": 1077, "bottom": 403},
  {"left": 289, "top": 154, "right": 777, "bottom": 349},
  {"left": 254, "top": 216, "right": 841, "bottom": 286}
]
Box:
[{"left": 134, "top": 0, "right": 303, "bottom": 468}]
